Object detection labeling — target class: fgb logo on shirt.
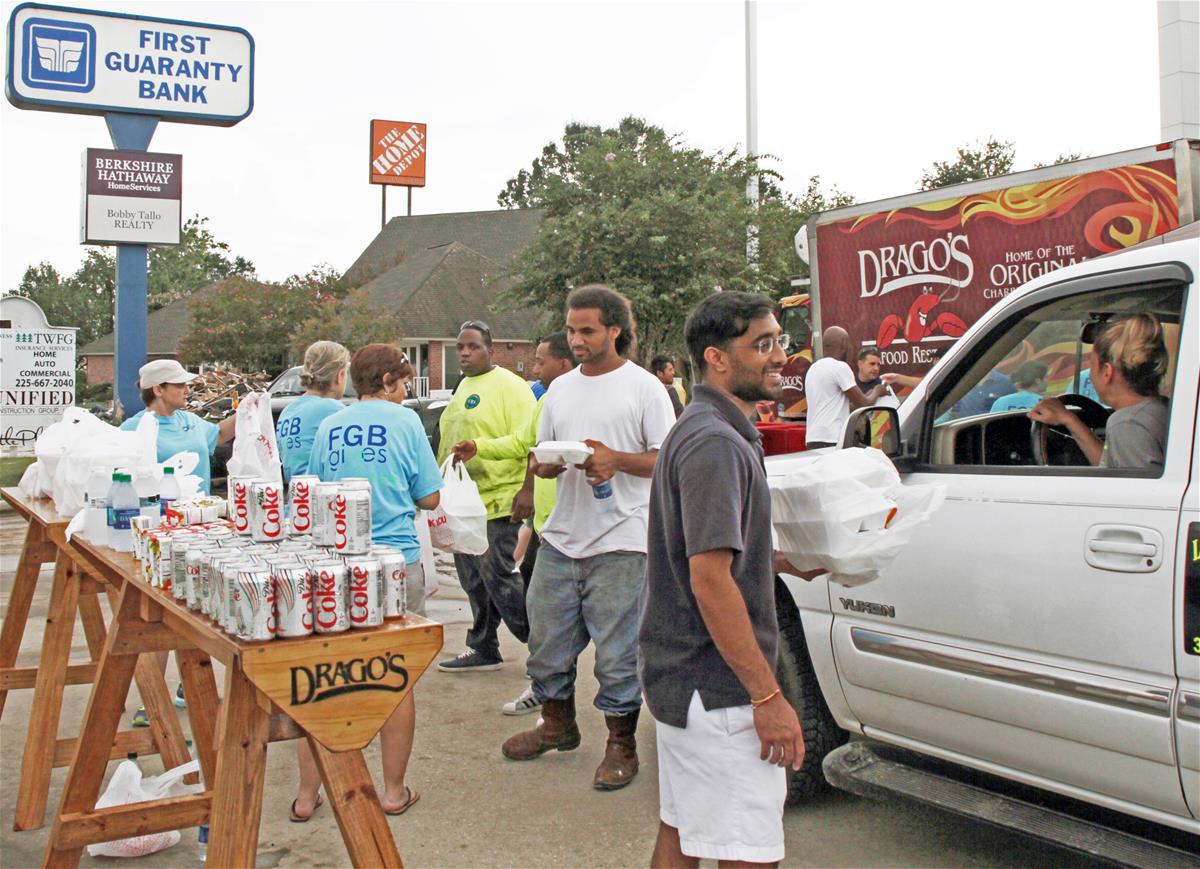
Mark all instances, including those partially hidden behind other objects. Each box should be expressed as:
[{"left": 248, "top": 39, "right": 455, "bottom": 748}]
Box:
[{"left": 21, "top": 17, "right": 96, "bottom": 93}]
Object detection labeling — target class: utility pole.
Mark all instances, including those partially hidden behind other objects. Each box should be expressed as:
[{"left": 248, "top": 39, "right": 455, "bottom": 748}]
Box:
[{"left": 745, "top": 0, "right": 760, "bottom": 282}]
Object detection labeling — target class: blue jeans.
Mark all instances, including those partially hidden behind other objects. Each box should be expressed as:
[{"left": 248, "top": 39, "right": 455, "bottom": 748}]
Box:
[{"left": 526, "top": 543, "right": 645, "bottom": 715}]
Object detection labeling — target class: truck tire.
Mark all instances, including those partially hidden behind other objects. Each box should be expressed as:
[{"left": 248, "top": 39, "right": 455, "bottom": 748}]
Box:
[{"left": 775, "top": 577, "right": 848, "bottom": 801}]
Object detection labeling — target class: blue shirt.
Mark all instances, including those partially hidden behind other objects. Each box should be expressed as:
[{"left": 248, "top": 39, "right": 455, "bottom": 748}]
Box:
[
  {"left": 121, "top": 409, "right": 219, "bottom": 495},
  {"left": 989, "top": 390, "right": 1042, "bottom": 413},
  {"left": 954, "top": 370, "right": 1015, "bottom": 417},
  {"left": 531, "top": 380, "right": 547, "bottom": 399},
  {"left": 276, "top": 395, "right": 343, "bottom": 482},
  {"left": 307, "top": 400, "right": 443, "bottom": 562}
]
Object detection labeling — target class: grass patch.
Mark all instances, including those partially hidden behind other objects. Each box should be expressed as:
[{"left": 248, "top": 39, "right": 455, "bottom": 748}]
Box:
[{"left": 0, "top": 456, "right": 37, "bottom": 488}]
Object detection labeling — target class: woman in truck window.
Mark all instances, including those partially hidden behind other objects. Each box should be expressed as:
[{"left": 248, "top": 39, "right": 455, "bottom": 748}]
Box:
[{"left": 1028, "top": 314, "right": 1169, "bottom": 469}]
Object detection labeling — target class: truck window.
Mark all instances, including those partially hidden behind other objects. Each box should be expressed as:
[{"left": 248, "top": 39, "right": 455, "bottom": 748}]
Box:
[{"left": 925, "top": 283, "right": 1185, "bottom": 473}]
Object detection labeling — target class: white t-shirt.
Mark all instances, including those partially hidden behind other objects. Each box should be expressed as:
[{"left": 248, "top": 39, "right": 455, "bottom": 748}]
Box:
[
  {"left": 538, "top": 360, "right": 676, "bottom": 558},
  {"left": 804, "top": 356, "right": 856, "bottom": 444}
]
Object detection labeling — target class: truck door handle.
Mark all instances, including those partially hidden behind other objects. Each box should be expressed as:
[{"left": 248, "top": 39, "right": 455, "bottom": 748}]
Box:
[{"left": 1084, "top": 525, "right": 1162, "bottom": 573}]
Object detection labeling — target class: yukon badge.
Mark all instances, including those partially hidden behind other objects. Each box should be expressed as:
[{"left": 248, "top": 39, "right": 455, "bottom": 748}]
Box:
[{"left": 839, "top": 597, "right": 895, "bottom": 618}]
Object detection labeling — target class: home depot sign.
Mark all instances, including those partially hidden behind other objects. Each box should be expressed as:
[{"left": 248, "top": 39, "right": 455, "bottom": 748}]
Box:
[{"left": 369, "top": 120, "right": 426, "bottom": 187}]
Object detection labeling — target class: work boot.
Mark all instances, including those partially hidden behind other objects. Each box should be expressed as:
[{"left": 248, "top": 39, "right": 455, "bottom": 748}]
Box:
[
  {"left": 502, "top": 697, "right": 581, "bottom": 760},
  {"left": 593, "top": 711, "right": 639, "bottom": 790}
]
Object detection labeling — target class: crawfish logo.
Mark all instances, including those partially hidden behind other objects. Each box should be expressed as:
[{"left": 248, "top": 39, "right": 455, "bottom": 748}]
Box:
[{"left": 876, "top": 289, "right": 967, "bottom": 350}]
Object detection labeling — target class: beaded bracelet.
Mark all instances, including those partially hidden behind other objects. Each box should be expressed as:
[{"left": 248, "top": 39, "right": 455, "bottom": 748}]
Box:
[{"left": 750, "top": 687, "right": 781, "bottom": 708}]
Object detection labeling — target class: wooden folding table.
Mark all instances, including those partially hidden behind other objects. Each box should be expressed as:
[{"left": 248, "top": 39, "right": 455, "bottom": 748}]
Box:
[
  {"left": 0, "top": 487, "right": 190, "bottom": 831},
  {"left": 42, "top": 532, "right": 442, "bottom": 868}
]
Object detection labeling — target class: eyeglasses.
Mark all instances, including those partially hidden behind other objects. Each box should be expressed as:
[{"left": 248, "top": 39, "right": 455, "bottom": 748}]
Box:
[
  {"left": 732, "top": 333, "right": 791, "bottom": 355},
  {"left": 460, "top": 320, "right": 492, "bottom": 338}
]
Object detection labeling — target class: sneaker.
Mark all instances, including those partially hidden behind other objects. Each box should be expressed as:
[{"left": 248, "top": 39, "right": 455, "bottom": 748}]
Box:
[
  {"left": 131, "top": 706, "right": 149, "bottom": 728},
  {"left": 436, "top": 649, "right": 502, "bottom": 673},
  {"left": 502, "top": 685, "right": 542, "bottom": 716},
  {"left": 173, "top": 685, "right": 188, "bottom": 709}
]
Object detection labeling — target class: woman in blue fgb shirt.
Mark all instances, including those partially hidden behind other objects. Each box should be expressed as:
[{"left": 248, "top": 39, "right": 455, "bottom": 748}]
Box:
[
  {"left": 120, "top": 359, "right": 236, "bottom": 494},
  {"left": 290, "top": 343, "right": 443, "bottom": 821},
  {"left": 276, "top": 341, "right": 349, "bottom": 482}
]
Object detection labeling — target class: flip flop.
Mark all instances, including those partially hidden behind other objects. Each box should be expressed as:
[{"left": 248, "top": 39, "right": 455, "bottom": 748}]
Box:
[
  {"left": 383, "top": 786, "right": 420, "bottom": 816},
  {"left": 289, "top": 793, "right": 324, "bottom": 823}
]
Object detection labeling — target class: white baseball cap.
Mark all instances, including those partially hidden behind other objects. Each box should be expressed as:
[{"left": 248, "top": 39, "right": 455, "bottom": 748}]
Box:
[{"left": 138, "top": 359, "right": 199, "bottom": 389}]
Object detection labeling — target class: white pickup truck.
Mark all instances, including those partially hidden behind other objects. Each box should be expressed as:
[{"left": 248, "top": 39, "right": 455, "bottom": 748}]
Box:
[{"left": 771, "top": 228, "right": 1199, "bottom": 862}]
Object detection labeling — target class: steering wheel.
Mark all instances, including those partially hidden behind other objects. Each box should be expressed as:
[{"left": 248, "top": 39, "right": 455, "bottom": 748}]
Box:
[{"left": 1031, "top": 393, "right": 1109, "bottom": 465}]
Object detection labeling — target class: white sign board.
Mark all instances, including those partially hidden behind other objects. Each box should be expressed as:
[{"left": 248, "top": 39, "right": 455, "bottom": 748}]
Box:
[
  {"left": 81, "top": 147, "right": 181, "bottom": 244},
  {"left": 0, "top": 296, "right": 76, "bottom": 450},
  {"left": 5, "top": 3, "right": 253, "bottom": 125}
]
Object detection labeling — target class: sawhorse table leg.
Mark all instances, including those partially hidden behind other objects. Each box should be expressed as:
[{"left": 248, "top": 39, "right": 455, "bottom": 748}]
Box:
[{"left": 0, "top": 518, "right": 58, "bottom": 721}]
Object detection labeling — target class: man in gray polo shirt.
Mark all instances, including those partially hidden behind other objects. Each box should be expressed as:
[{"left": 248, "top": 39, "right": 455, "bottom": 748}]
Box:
[{"left": 640, "top": 291, "right": 822, "bottom": 866}]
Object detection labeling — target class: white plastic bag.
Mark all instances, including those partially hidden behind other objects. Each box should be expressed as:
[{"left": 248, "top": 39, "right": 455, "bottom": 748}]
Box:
[
  {"left": 771, "top": 448, "right": 945, "bottom": 588},
  {"left": 225, "top": 391, "right": 282, "bottom": 483},
  {"left": 427, "top": 458, "right": 488, "bottom": 556},
  {"left": 415, "top": 510, "right": 441, "bottom": 596},
  {"left": 39, "top": 408, "right": 159, "bottom": 516},
  {"left": 85, "top": 759, "right": 203, "bottom": 858}
]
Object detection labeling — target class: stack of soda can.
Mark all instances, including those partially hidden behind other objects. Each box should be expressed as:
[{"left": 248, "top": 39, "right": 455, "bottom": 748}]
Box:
[{"left": 128, "top": 476, "right": 412, "bottom": 644}]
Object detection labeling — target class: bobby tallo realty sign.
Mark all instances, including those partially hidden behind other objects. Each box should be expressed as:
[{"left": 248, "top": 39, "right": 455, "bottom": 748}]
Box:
[
  {"left": 369, "top": 120, "right": 426, "bottom": 187},
  {"left": 80, "top": 147, "right": 181, "bottom": 244},
  {"left": 0, "top": 295, "right": 76, "bottom": 449}
]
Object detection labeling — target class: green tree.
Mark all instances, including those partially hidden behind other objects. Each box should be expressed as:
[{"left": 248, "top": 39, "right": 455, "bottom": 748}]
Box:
[
  {"left": 497, "top": 117, "right": 809, "bottom": 361},
  {"left": 148, "top": 216, "right": 255, "bottom": 310},
  {"left": 289, "top": 287, "right": 405, "bottom": 357},
  {"left": 919, "top": 137, "right": 1016, "bottom": 190},
  {"left": 178, "top": 266, "right": 349, "bottom": 373}
]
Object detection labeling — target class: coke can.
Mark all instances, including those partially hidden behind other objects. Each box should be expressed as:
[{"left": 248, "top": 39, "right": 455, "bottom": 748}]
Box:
[
  {"left": 331, "top": 488, "right": 372, "bottom": 555},
  {"left": 310, "top": 562, "right": 349, "bottom": 634},
  {"left": 344, "top": 557, "right": 383, "bottom": 628},
  {"left": 374, "top": 549, "right": 408, "bottom": 619},
  {"left": 222, "top": 559, "right": 262, "bottom": 634},
  {"left": 229, "top": 475, "right": 259, "bottom": 536},
  {"left": 287, "top": 475, "right": 320, "bottom": 537},
  {"left": 314, "top": 482, "right": 341, "bottom": 546},
  {"left": 204, "top": 550, "right": 244, "bottom": 620},
  {"left": 234, "top": 569, "right": 276, "bottom": 642},
  {"left": 250, "top": 481, "right": 286, "bottom": 543},
  {"left": 274, "top": 565, "right": 314, "bottom": 637},
  {"left": 183, "top": 543, "right": 220, "bottom": 609}
]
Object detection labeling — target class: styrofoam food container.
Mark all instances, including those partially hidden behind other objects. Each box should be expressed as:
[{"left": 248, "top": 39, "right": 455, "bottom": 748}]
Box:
[{"left": 532, "top": 441, "right": 594, "bottom": 465}]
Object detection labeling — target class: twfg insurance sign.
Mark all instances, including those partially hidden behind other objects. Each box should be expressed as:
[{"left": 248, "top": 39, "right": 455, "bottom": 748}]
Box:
[{"left": 5, "top": 3, "right": 253, "bottom": 125}]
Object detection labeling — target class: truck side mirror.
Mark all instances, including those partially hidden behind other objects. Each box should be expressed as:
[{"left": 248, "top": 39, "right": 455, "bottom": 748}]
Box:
[{"left": 841, "top": 406, "right": 902, "bottom": 458}]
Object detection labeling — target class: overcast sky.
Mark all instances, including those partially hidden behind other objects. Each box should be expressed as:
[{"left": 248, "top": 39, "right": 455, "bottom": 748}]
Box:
[{"left": 0, "top": 0, "right": 1167, "bottom": 293}]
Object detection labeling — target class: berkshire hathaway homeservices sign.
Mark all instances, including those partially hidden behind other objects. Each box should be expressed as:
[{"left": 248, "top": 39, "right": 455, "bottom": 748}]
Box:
[
  {"left": 0, "top": 296, "right": 76, "bottom": 449},
  {"left": 81, "top": 147, "right": 181, "bottom": 244},
  {"left": 5, "top": 3, "right": 253, "bottom": 125}
]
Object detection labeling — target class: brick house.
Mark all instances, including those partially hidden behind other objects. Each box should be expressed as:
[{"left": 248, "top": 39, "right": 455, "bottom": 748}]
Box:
[{"left": 80, "top": 208, "right": 546, "bottom": 392}]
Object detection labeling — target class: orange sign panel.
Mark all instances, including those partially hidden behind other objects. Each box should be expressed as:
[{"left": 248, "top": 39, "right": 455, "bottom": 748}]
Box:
[{"left": 369, "top": 119, "right": 427, "bottom": 187}]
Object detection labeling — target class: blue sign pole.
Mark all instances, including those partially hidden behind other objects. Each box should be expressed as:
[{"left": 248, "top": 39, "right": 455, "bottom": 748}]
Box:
[{"left": 105, "top": 112, "right": 158, "bottom": 419}]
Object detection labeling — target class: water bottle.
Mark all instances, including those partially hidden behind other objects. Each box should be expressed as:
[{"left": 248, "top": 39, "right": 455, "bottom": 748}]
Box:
[
  {"left": 185, "top": 739, "right": 209, "bottom": 863},
  {"left": 134, "top": 471, "right": 161, "bottom": 528},
  {"left": 592, "top": 479, "right": 616, "bottom": 514},
  {"left": 159, "top": 466, "right": 181, "bottom": 517},
  {"left": 106, "top": 472, "right": 138, "bottom": 552},
  {"left": 84, "top": 468, "right": 111, "bottom": 543}
]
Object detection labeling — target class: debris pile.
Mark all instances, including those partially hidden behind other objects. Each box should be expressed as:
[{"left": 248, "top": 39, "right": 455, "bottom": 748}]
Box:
[{"left": 186, "top": 368, "right": 271, "bottom": 421}]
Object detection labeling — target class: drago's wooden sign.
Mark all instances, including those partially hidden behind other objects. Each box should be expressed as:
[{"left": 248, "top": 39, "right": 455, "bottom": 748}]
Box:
[{"left": 240, "top": 616, "right": 442, "bottom": 751}]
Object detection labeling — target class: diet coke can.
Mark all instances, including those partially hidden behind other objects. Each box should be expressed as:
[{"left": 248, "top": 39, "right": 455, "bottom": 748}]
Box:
[
  {"left": 183, "top": 544, "right": 220, "bottom": 610},
  {"left": 250, "top": 481, "right": 286, "bottom": 543},
  {"left": 331, "top": 488, "right": 372, "bottom": 555},
  {"left": 222, "top": 559, "right": 261, "bottom": 634},
  {"left": 288, "top": 475, "right": 320, "bottom": 537},
  {"left": 314, "top": 482, "right": 341, "bottom": 547},
  {"left": 344, "top": 557, "right": 383, "bottom": 628},
  {"left": 274, "top": 565, "right": 314, "bottom": 637},
  {"left": 234, "top": 569, "right": 276, "bottom": 641},
  {"left": 311, "top": 562, "right": 349, "bottom": 634},
  {"left": 373, "top": 549, "right": 408, "bottom": 619},
  {"left": 229, "top": 475, "right": 259, "bottom": 536}
]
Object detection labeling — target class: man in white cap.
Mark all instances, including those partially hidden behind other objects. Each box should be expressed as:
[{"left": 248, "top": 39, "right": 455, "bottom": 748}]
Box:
[{"left": 120, "top": 359, "right": 236, "bottom": 495}]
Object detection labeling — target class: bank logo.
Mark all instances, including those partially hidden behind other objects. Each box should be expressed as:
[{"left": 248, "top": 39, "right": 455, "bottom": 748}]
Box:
[{"left": 22, "top": 18, "right": 96, "bottom": 93}]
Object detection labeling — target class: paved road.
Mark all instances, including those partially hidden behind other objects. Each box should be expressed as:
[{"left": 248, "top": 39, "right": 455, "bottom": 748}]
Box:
[{"left": 0, "top": 505, "right": 1094, "bottom": 867}]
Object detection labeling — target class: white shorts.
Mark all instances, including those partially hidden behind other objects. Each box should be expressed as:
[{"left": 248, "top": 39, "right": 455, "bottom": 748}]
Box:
[{"left": 655, "top": 690, "right": 786, "bottom": 863}]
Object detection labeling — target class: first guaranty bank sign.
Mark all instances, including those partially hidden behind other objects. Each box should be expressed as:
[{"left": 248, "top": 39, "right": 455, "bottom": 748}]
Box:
[{"left": 5, "top": 3, "right": 253, "bottom": 125}]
